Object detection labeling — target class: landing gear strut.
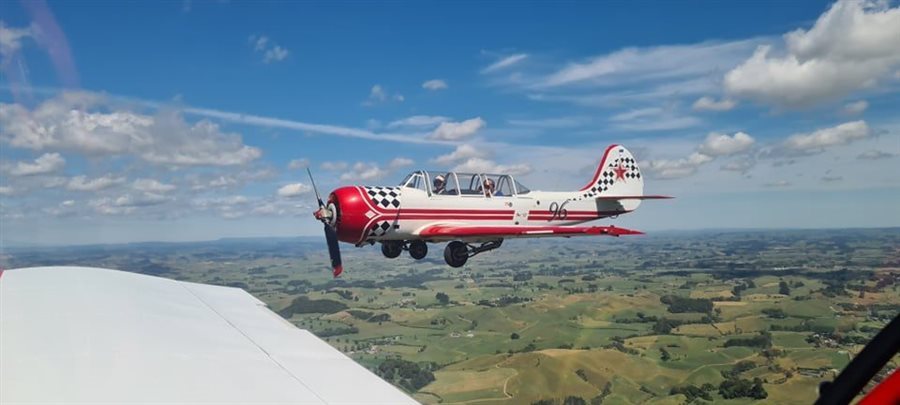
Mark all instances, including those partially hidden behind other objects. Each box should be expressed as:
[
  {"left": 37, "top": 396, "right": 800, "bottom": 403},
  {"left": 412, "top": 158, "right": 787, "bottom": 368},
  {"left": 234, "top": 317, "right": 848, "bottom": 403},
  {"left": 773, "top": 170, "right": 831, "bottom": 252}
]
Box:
[{"left": 443, "top": 240, "right": 503, "bottom": 268}]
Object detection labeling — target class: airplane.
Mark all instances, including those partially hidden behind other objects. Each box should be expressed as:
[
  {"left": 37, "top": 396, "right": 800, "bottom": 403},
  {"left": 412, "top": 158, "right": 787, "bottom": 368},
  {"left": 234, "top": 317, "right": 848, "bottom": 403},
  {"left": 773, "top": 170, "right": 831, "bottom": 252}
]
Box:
[{"left": 310, "top": 144, "right": 671, "bottom": 277}]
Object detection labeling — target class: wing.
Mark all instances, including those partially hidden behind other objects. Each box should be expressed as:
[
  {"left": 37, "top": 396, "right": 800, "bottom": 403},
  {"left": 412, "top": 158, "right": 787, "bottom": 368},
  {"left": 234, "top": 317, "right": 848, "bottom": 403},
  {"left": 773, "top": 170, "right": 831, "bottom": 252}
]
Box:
[
  {"left": 418, "top": 224, "right": 643, "bottom": 240},
  {"left": 0, "top": 266, "right": 416, "bottom": 404}
]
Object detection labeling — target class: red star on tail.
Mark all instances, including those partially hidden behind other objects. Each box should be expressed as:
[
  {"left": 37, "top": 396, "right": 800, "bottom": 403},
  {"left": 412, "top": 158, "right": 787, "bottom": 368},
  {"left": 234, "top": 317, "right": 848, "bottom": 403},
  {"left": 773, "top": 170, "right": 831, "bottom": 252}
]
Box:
[{"left": 613, "top": 162, "right": 628, "bottom": 181}]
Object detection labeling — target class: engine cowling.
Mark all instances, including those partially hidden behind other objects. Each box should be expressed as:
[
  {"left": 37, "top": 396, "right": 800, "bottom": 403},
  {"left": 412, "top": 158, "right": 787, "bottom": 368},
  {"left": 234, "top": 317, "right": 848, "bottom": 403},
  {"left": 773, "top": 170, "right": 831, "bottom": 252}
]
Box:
[{"left": 328, "top": 186, "right": 370, "bottom": 244}]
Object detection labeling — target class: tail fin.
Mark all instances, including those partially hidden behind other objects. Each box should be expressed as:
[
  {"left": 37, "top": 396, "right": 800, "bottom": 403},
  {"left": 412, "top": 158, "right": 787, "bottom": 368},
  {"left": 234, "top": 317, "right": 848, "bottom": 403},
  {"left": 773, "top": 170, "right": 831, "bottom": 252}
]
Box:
[{"left": 580, "top": 144, "right": 644, "bottom": 198}]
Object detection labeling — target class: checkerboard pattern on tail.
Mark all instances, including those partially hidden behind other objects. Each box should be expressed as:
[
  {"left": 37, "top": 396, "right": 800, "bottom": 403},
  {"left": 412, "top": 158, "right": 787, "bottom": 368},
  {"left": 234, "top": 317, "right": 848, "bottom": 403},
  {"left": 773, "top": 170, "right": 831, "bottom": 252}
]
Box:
[{"left": 582, "top": 146, "right": 644, "bottom": 199}]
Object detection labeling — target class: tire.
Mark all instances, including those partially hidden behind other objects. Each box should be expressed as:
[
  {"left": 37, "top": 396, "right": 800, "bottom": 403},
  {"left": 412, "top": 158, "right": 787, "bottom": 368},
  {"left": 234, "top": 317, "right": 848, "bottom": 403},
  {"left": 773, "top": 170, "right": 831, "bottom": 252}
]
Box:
[
  {"left": 381, "top": 241, "right": 402, "bottom": 259},
  {"left": 409, "top": 240, "right": 428, "bottom": 260},
  {"left": 443, "top": 241, "right": 468, "bottom": 267}
]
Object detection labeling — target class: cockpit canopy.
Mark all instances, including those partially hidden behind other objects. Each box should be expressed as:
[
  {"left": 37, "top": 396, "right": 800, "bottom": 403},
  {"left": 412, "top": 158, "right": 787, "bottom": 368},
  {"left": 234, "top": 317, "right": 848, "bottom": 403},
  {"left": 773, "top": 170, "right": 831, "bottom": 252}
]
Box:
[{"left": 399, "top": 170, "right": 530, "bottom": 196}]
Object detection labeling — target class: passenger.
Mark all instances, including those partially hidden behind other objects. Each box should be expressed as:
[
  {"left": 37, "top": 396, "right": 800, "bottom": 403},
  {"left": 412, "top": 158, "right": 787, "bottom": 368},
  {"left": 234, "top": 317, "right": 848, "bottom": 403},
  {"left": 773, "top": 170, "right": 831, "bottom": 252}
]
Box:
[
  {"left": 483, "top": 178, "right": 495, "bottom": 197},
  {"left": 433, "top": 174, "right": 446, "bottom": 194}
]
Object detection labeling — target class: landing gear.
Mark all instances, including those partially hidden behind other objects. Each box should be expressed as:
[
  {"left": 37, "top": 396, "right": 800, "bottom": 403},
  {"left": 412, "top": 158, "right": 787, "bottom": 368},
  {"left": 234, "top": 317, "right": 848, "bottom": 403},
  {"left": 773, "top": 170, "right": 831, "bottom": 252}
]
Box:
[
  {"left": 444, "top": 241, "right": 468, "bottom": 267},
  {"left": 408, "top": 240, "right": 428, "bottom": 260},
  {"left": 381, "top": 241, "right": 402, "bottom": 258},
  {"left": 443, "top": 240, "right": 503, "bottom": 268},
  {"left": 382, "top": 240, "right": 429, "bottom": 260}
]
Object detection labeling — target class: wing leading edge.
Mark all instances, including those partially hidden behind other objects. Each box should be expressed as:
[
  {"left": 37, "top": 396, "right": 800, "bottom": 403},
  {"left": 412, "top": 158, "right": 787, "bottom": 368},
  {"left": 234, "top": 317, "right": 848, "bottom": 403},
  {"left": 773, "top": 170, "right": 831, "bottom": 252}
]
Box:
[{"left": 418, "top": 224, "right": 643, "bottom": 239}]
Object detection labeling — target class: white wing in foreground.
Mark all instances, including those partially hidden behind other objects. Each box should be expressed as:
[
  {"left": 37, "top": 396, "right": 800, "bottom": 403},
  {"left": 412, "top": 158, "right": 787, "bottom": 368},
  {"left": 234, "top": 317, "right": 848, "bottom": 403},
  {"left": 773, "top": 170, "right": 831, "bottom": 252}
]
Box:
[{"left": 0, "top": 266, "right": 416, "bottom": 404}]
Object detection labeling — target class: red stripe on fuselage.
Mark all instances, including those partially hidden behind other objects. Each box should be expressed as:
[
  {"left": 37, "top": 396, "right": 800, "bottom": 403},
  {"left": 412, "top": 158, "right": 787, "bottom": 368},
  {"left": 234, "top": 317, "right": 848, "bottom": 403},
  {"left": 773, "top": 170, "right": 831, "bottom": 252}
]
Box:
[
  {"left": 393, "top": 208, "right": 515, "bottom": 215},
  {"left": 389, "top": 214, "right": 514, "bottom": 220}
]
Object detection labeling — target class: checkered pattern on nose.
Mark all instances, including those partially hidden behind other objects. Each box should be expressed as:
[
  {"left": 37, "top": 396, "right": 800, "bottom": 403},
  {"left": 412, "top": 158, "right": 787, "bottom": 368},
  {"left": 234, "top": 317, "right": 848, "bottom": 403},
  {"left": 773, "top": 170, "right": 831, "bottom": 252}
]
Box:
[
  {"left": 365, "top": 186, "right": 402, "bottom": 209},
  {"left": 367, "top": 220, "right": 396, "bottom": 239}
]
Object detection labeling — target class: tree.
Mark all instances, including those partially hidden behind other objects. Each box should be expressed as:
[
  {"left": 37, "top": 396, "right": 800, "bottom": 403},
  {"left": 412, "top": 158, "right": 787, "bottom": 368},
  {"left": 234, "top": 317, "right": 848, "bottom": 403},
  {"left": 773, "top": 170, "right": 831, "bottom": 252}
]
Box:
[
  {"left": 563, "top": 396, "right": 587, "bottom": 405},
  {"left": 511, "top": 332, "right": 520, "bottom": 340},
  {"left": 660, "top": 347, "right": 671, "bottom": 361},
  {"left": 779, "top": 281, "right": 791, "bottom": 296},
  {"left": 435, "top": 292, "right": 450, "bottom": 305}
]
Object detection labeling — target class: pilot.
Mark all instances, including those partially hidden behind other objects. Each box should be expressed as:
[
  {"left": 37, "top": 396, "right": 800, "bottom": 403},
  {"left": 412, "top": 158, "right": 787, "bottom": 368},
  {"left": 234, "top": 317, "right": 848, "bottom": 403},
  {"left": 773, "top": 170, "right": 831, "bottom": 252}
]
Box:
[
  {"left": 433, "top": 174, "right": 446, "bottom": 194},
  {"left": 483, "top": 178, "right": 496, "bottom": 197}
]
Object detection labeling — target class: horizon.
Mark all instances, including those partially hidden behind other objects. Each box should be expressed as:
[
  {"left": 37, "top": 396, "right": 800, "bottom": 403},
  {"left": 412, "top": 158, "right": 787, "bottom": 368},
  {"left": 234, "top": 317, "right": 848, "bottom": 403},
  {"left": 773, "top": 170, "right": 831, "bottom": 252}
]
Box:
[
  {"left": 3, "top": 226, "right": 897, "bottom": 249},
  {"left": 1, "top": 0, "right": 899, "bottom": 245}
]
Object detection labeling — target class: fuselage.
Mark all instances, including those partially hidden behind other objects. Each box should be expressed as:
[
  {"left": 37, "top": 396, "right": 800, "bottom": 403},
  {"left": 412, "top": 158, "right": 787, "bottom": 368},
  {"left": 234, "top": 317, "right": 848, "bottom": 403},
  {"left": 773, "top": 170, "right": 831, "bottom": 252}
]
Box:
[{"left": 330, "top": 185, "right": 641, "bottom": 245}]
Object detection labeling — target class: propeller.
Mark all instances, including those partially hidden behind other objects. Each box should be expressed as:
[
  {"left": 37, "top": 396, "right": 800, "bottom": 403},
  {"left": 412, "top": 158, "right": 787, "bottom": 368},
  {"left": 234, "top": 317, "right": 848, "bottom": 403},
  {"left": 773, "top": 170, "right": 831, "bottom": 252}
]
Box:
[{"left": 307, "top": 168, "right": 343, "bottom": 278}]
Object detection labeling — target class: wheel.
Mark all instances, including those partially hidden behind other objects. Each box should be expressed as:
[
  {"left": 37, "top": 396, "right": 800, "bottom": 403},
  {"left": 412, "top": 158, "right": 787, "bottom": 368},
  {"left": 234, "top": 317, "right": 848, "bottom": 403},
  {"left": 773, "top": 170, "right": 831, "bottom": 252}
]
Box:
[
  {"left": 381, "top": 241, "right": 402, "bottom": 259},
  {"left": 409, "top": 240, "right": 428, "bottom": 260},
  {"left": 443, "top": 241, "right": 468, "bottom": 268}
]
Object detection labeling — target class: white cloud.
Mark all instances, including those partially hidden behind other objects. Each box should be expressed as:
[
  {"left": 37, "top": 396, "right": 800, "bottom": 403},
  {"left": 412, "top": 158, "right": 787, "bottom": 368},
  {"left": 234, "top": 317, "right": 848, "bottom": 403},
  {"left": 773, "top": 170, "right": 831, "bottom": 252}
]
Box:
[
  {"left": 114, "top": 193, "right": 171, "bottom": 207},
  {"left": 698, "top": 132, "right": 755, "bottom": 156},
  {"left": 0, "top": 22, "right": 33, "bottom": 63},
  {"left": 822, "top": 175, "right": 843, "bottom": 182},
  {"left": 507, "top": 116, "right": 590, "bottom": 129},
  {"left": 190, "top": 175, "right": 240, "bottom": 191},
  {"left": 721, "top": 157, "right": 756, "bottom": 174},
  {"left": 764, "top": 180, "right": 791, "bottom": 188},
  {"left": 252, "top": 36, "right": 268, "bottom": 51},
  {"left": 724, "top": 0, "right": 900, "bottom": 108},
  {"left": 0, "top": 186, "right": 13, "bottom": 196},
  {"left": 644, "top": 152, "right": 714, "bottom": 179},
  {"left": 321, "top": 161, "right": 348, "bottom": 171},
  {"left": 66, "top": 174, "right": 126, "bottom": 191},
  {"left": 387, "top": 115, "right": 449, "bottom": 128},
  {"left": 388, "top": 157, "right": 414, "bottom": 169},
  {"left": 609, "top": 107, "right": 701, "bottom": 132},
  {"left": 539, "top": 40, "right": 760, "bottom": 88},
  {"left": 482, "top": 53, "right": 528, "bottom": 73},
  {"left": 340, "top": 162, "right": 387, "bottom": 182},
  {"left": 648, "top": 123, "right": 857, "bottom": 180},
  {"left": 277, "top": 183, "right": 311, "bottom": 198},
  {"left": 429, "top": 117, "right": 486, "bottom": 140},
  {"left": 692, "top": 96, "right": 737, "bottom": 112},
  {"left": 433, "top": 144, "right": 490, "bottom": 165},
  {"left": 842, "top": 100, "right": 868, "bottom": 115},
  {"left": 249, "top": 35, "right": 289, "bottom": 64},
  {"left": 132, "top": 178, "right": 176, "bottom": 193},
  {"left": 422, "top": 79, "right": 448, "bottom": 90},
  {"left": 857, "top": 150, "right": 895, "bottom": 160},
  {"left": 0, "top": 92, "right": 261, "bottom": 166},
  {"left": 9, "top": 153, "right": 65, "bottom": 176},
  {"left": 452, "top": 157, "right": 531, "bottom": 176},
  {"left": 288, "top": 158, "right": 309, "bottom": 169},
  {"left": 263, "top": 46, "right": 289, "bottom": 63},
  {"left": 369, "top": 85, "right": 386, "bottom": 101},
  {"left": 364, "top": 84, "right": 403, "bottom": 105},
  {"left": 784, "top": 120, "right": 869, "bottom": 152}
]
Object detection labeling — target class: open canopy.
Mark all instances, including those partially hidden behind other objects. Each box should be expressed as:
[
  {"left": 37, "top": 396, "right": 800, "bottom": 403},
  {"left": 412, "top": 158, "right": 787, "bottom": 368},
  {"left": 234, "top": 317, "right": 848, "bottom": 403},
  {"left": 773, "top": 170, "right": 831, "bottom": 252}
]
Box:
[{"left": 399, "top": 170, "right": 530, "bottom": 196}]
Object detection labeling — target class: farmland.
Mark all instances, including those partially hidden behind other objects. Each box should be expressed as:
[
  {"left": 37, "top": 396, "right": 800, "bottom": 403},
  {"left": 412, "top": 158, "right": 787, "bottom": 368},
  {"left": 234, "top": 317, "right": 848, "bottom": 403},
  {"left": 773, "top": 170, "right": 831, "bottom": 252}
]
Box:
[{"left": 3, "top": 228, "right": 898, "bottom": 404}]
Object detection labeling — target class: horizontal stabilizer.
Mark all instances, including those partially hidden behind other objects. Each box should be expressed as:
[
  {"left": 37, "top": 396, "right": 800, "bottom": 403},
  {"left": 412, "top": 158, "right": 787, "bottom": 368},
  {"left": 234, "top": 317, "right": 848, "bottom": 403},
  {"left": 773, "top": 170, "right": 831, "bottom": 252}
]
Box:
[{"left": 595, "top": 195, "right": 673, "bottom": 200}]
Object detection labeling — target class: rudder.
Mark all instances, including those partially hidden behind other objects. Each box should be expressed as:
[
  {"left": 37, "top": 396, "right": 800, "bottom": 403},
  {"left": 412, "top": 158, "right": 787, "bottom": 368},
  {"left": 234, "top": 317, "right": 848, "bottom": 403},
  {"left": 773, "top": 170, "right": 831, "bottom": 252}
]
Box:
[{"left": 579, "top": 144, "right": 644, "bottom": 198}]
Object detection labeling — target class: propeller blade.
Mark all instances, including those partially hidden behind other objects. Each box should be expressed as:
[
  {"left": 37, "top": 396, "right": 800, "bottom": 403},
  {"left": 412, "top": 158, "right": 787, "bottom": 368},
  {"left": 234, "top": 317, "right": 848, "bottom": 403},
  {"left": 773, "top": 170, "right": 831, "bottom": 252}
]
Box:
[
  {"left": 307, "top": 167, "right": 324, "bottom": 207},
  {"left": 323, "top": 224, "right": 343, "bottom": 278}
]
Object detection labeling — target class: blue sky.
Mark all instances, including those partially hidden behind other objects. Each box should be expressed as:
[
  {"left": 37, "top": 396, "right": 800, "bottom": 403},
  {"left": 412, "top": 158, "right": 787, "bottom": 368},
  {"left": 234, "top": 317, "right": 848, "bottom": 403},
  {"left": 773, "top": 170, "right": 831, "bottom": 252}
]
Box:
[{"left": 1, "top": 0, "right": 898, "bottom": 245}]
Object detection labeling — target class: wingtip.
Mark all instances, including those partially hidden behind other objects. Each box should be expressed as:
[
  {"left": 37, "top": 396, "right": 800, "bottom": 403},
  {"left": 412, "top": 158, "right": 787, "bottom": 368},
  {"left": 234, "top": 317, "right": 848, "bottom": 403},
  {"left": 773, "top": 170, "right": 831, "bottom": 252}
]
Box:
[{"left": 332, "top": 265, "right": 343, "bottom": 278}]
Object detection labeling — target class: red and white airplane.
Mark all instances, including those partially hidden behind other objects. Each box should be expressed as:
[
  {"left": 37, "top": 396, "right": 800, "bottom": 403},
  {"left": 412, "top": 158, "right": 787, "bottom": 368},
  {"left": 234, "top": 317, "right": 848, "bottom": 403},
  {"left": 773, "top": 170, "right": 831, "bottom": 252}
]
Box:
[{"left": 310, "top": 144, "right": 671, "bottom": 276}]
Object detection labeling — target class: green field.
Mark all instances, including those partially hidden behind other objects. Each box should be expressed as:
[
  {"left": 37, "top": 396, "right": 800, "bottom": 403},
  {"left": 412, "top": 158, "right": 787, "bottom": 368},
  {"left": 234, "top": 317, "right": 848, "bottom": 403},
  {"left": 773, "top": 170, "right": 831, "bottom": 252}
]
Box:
[{"left": 4, "top": 229, "right": 899, "bottom": 404}]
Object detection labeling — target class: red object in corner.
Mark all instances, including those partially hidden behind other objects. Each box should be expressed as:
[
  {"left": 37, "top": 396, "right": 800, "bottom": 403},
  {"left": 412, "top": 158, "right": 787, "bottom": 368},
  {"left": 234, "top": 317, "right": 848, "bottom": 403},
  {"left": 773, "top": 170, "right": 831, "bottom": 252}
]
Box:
[{"left": 860, "top": 368, "right": 900, "bottom": 405}]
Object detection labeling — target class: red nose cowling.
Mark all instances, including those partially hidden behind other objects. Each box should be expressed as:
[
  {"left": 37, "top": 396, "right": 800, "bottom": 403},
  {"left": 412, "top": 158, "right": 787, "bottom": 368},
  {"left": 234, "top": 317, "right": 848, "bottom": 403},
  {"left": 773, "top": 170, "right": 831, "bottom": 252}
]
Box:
[{"left": 330, "top": 186, "right": 371, "bottom": 245}]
